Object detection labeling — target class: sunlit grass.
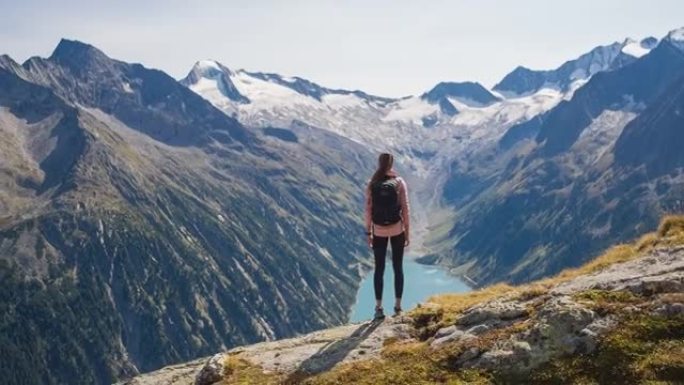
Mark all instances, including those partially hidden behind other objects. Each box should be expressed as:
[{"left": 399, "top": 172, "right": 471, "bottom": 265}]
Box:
[
  {"left": 219, "top": 355, "right": 281, "bottom": 385},
  {"left": 529, "top": 314, "right": 684, "bottom": 384},
  {"left": 212, "top": 216, "right": 684, "bottom": 384},
  {"left": 412, "top": 215, "right": 684, "bottom": 336}
]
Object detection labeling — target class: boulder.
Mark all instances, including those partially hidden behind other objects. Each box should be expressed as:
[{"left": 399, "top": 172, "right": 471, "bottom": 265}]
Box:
[{"left": 194, "top": 354, "right": 225, "bottom": 385}]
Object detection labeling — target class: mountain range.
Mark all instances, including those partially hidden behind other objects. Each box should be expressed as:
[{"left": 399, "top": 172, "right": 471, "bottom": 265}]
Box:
[
  {"left": 182, "top": 27, "right": 684, "bottom": 287},
  {"left": 1, "top": 27, "right": 683, "bottom": 385},
  {"left": 0, "top": 40, "right": 374, "bottom": 385}
]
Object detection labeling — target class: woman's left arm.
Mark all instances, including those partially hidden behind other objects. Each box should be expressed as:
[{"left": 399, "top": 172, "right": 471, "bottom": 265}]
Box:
[{"left": 399, "top": 178, "right": 410, "bottom": 244}]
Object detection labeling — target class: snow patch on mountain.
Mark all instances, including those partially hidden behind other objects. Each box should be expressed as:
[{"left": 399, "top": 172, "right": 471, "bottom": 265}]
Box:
[
  {"left": 571, "top": 110, "right": 638, "bottom": 167},
  {"left": 188, "top": 77, "right": 238, "bottom": 114},
  {"left": 383, "top": 97, "right": 439, "bottom": 125},
  {"left": 621, "top": 38, "right": 653, "bottom": 58},
  {"left": 232, "top": 70, "right": 318, "bottom": 109},
  {"left": 449, "top": 88, "right": 565, "bottom": 128},
  {"left": 668, "top": 27, "right": 684, "bottom": 41}
]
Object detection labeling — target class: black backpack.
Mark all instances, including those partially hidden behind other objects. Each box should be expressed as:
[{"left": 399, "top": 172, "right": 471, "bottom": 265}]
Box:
[{"left": 371, "top": 177, "right": 402, "bottom": 225}]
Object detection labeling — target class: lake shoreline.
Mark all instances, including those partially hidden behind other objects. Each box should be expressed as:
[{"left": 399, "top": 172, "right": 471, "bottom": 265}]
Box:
[{"left": 347, "top": 255, "right": 472, "bottom": 322}]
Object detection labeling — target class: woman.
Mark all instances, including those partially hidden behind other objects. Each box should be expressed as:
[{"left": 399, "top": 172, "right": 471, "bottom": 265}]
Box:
[{"left": 365, "top": 152, "right": 410, "bottom": 320}]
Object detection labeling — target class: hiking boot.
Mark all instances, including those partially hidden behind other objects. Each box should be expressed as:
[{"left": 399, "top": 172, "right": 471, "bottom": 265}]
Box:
[
  {"left": 373, "top": 307, "right": 385, "bottom": 321},
  {"left": 393, "top": 306, "right": 402, "bottom": 316}
]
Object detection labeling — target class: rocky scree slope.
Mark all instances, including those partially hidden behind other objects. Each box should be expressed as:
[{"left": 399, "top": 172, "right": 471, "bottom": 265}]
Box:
[{"left": 123, "top": 216, "right": 684, "bottom": 385}]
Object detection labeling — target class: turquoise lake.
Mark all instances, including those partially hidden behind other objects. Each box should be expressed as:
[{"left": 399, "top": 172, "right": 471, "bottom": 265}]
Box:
[{"left": 348, "top": 258, "right": 471, "bottom": 322}]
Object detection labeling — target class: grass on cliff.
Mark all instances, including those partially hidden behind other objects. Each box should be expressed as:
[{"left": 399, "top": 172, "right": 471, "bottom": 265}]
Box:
[
  {"left": 300, "top": 214, "right": 684, "bottom": 384},
  {"left": 527, "top": 313, "right": 684, "bottom": 385},
  {"left": 411, "top": 215, "right": 684, "bottom": 334},
  {"left": 299, "top": 313, "right": 684, "bottom": 385},
  {"left": 299, "top": 341, "right": 493, "bottom": 385},
  {"left": 215, "top": 216, "right": 684, "bottom": 384},
  {"left": 219, "top": 355, "right": 281, "bottom": 385}
]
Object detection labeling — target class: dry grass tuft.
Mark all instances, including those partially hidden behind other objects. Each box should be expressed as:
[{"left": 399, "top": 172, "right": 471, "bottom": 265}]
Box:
[
  {"left": 303, "top": 340, "right": 493, "bottom": 385},
  {"left": 658, "top": 215, "right": 684, "bottom": 237},
  {"left": 220, "top": 355, "right": 281, "bottom": 385},
  {"left": 544, "top": 215, "right": 683, "bottom": 287},
  {"left": 515, "top": 284, "right": 551, "bottom": 301},
  {"left": 551, "top": 244, "right": 637, "bottom": 282},
  {"left": 573, "top": 289, "right": 644, "bottom": 315},
  {"left": 636, "top": 232, "right": 659, "bottom": 251}
]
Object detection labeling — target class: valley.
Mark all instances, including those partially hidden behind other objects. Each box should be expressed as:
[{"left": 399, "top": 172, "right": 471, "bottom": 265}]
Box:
[{"left": 182, "top": 29, "right": 684, "bottom": 286}]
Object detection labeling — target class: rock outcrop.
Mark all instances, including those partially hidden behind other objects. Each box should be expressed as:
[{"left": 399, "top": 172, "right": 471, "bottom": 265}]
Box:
[{"left": 120, "top": 245, "right": 684, "bottom": 385}]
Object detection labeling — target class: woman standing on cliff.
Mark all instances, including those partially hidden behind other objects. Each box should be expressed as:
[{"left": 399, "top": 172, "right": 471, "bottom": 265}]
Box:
[{"left": 365, "top": 152, "right": 410, "bottom": 320}]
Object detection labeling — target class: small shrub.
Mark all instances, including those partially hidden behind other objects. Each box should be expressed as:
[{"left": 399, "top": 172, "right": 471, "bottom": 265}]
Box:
[
  {"left": 574, "top": 290, "right": 641, "bottom": 303},
  {"left": 636, "top": 232, "right": 659, "bottom": 251},
  {"left": 657, "top": 215, "right": 684, "bottom": 237},
  {"left": 574, "top": 290, "right": 643, "bottom": 315},
  {"left": 515, "top": 284, "right": 550, "bottom": 301},
  {"left": 220, "top": 355, "right": 281, "bottom": 385}
]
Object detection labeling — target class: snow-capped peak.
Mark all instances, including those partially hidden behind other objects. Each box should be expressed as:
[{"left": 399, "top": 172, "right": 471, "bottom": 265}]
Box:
[
  {"left": 181, "top": 60, "right": 248, "bottom": 104},
  {"left": 188, "top": 59, "right": 232, "bottom": 77},
  {"left": 422, "top": 82, "right": 500, "bottom": 107},
  {"left": 197, "top": 59, "right": 221, "bottom": 71},
  {"left": 665, "top": 27, "right": 684, "bottom": 51},
  {"left": 667, "top": 27, "right": 684, "bottom": 41}
]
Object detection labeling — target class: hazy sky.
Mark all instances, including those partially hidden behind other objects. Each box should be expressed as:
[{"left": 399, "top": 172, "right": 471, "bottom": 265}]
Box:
[{"left": 1, "top": 0, "right": 682, "bottom": 96}]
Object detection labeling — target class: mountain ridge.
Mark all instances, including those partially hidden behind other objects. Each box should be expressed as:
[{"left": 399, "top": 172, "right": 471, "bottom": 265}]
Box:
[{"left": 493, "top": 36, "right": 659, "bottom": 97}]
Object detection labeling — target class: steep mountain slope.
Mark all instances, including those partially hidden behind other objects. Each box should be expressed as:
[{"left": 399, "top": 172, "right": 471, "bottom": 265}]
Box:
[
  {"left": 614, "top": 69, "right": 684, "bottom": 175},
  {"left": 439, "top": 30, "right": 684, "bottom": 285},
  {"left": 120, "top": 216, "right": 684, "bottom": 385},
  {"left": 0, "top": 41, "right": 375, "bottom": 385}
]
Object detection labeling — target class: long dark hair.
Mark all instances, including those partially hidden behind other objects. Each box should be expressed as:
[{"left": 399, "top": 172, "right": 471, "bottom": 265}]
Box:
[{"left": 369, "top": 153, "right": 394, "bottom": 186}]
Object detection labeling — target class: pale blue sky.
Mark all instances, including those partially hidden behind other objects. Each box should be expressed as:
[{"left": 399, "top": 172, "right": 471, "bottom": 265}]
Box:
[{"left": 0, "top": 0, "right": 682, "bottom": 96}]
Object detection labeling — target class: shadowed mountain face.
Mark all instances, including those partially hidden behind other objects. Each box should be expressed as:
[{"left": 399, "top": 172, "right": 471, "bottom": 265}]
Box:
[
  {"left": 0, "top": 41, "right": 375, "bottom": 385},
  {"left": 534, "top": 39, "right": 684, "bottom": 157},
  {"left": 614, "top": 74, "right": 684, "bottom": 175},
  {"left": 439, "top": 35, "right": 684, "bottom": 285},
  {"left": 422, "top": 82, "right": 501, "bottom": 107}
]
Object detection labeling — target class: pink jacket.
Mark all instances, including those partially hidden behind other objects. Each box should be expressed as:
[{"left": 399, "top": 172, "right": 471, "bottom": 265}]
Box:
[{"left": 365, "top": 170, "right": 410, "bottom": 238}]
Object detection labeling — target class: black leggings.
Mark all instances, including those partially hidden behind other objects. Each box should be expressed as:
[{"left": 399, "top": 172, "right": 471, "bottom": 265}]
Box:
[{"left": 372, "top": 232, "right": 405, "bottom": 301}]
